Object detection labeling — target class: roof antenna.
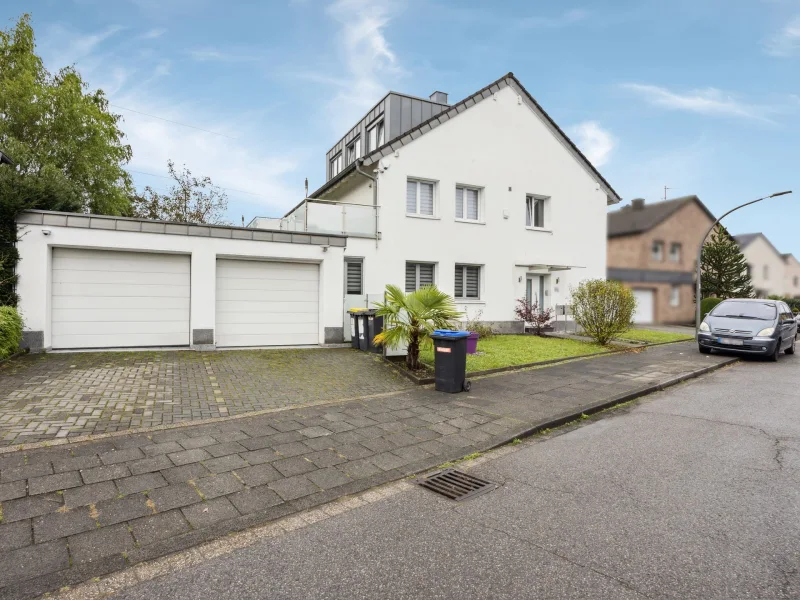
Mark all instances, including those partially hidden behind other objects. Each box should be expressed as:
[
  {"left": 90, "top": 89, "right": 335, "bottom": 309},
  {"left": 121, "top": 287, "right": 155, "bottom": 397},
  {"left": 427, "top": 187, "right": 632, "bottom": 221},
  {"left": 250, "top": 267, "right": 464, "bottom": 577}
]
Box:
[
  {"left": 664, "top": 185, "right": 671, "bottom": 201},
  {"left": 241, "top": 215, "right": 244, "bottom": 227},
  {"left": 304, "top": 177, "right": 309, "bottom": 198}
]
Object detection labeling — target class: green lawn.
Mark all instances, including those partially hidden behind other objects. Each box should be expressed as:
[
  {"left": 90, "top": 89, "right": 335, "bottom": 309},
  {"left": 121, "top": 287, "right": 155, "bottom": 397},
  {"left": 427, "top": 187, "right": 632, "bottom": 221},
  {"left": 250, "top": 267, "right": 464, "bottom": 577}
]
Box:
[
  {"left": 617, "top": 329, "right": 694, "bottom": 344},
  {"left": 419, "top": 335, "right": 609, "bottom": 373}
]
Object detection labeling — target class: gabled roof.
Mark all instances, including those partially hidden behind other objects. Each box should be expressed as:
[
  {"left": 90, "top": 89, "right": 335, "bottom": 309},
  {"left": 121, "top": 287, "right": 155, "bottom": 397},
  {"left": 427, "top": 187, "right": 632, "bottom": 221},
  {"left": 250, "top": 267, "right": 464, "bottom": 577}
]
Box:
[
  {"left": 735, "top": 232, "right": 783, "bottom": 258},
  {"left": 607, "top": 195, "right": 716, "bottom": 238},
  {"left": 309, "top": 72, "right": 621, "bottom": 204}
]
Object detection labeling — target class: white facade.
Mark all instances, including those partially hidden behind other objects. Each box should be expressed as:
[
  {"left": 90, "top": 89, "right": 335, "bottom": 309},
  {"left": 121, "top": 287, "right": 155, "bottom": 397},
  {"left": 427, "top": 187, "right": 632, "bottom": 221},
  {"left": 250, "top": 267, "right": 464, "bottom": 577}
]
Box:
[
  {"left": 317, "top": 83, "right": 613, "bottom": 331},
  {"left": 16, "top": 212, "right": 345, "bottom": 351},
  {"left": 739, "top": 234, "right": 786, "bottom": 298}
]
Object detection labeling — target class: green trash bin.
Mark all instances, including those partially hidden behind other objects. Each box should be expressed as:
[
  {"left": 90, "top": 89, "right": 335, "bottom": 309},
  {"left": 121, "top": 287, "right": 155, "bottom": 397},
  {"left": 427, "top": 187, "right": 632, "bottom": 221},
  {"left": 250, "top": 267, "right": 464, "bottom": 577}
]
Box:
[{"left": 429, "top": 330, "right": 471, "bottom": 393}]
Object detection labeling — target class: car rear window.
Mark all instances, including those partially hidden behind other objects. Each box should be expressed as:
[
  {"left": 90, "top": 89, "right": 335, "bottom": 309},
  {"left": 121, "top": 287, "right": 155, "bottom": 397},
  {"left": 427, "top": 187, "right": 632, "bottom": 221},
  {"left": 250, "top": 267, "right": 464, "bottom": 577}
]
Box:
[{"left": 710, "top": 301, "right": 776, "bottom": 320}]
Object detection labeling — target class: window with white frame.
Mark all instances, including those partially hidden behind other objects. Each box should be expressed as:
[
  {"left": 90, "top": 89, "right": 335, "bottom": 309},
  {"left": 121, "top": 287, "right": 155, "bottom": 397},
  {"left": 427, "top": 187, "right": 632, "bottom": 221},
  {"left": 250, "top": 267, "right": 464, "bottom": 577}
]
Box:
[
  {"left": 525, "top": 195, "right": 546, "bottom": 228},
  {"left": 763, "top": 265, "right": 769, "bottom": 280},
  {"left": 651, "top": 240, "right": 664, "bottom": 261},
  {"left": 456, "top": 186, "right": 480, "bottom": 222},
  {"left": 670, "top": 285, "right": 680, "bottom": 307},
  {"left": 330, "top": 153, "right": 343, "bottom": 178},
  {"left": 405, "top": 262, "right": 435, "bottom": 292},
  {"left": 669, "top": 243, "right": 681, "bottom": 263},
  {"left": 367, "top": 120, "right": 385, "bottom": 152},
  {"left": 345, "top": 258, "right": 363, "bottom": 295},
  {"left": 406, "top": 179, "right": 435, "bottom": 216},
  {"left": 455, "top": 264, "right": 480, "bottom": 299},
  {"left": 346, "top": 137, "right": 361, "bottom": 164}
]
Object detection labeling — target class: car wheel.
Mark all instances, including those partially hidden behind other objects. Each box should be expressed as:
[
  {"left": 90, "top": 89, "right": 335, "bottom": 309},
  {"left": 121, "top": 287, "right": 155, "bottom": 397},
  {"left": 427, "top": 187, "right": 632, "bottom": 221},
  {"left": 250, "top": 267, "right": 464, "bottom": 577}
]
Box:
[
  {"left": 699, "top": 344, "right": 711, "bottom": 354},
  {"left": 770, "top": 342, "right": 781, "bottom": 362},
  {"left": 787, "top": 337, "right": 796, "bottom": 355}
]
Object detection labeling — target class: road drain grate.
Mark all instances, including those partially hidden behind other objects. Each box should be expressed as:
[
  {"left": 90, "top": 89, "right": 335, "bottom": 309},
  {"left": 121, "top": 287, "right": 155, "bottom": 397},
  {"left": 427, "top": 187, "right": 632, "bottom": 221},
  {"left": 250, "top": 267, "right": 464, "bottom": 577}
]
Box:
[{"left": 416, "top": 468, "right": 498, "bottom": 501}]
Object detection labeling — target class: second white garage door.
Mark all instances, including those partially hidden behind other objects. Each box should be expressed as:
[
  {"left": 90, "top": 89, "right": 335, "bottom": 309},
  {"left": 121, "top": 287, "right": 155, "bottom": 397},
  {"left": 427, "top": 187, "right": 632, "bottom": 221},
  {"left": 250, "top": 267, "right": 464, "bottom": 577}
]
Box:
[
  {"left": 633, "top": 289, "right": 655, "bottom": 323},
  {"left": 215, "top": 259, "right": 320, "bottom": 347}
]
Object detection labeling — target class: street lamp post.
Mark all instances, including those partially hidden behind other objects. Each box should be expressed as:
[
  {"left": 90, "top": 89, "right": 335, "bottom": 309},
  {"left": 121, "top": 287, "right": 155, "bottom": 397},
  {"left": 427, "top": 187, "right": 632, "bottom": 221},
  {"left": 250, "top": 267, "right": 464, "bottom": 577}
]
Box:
[{"left": 695, "top": 190, "right": 793, "bottom": 334}]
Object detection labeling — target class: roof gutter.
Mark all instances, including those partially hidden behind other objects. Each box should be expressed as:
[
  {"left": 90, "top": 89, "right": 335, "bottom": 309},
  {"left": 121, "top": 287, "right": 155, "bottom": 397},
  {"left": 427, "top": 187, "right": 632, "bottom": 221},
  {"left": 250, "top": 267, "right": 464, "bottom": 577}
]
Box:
[{"left": 355, "top": 158, "right": 379, "bottom": 246}]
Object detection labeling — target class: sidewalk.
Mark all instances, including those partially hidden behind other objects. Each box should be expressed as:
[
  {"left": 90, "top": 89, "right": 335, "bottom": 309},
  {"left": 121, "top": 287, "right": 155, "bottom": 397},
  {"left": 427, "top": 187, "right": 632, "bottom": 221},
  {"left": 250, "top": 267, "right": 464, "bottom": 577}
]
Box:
[{"left": 0, "top": 343, "right": 734, "bottom": 599}]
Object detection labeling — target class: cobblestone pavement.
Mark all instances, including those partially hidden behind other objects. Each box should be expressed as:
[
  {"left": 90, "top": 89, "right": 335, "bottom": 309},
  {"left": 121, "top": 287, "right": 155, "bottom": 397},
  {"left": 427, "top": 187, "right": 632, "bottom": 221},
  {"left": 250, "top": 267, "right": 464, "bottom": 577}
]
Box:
[{"left": 0, "top": 349, "right": 413, "bottom": 446}]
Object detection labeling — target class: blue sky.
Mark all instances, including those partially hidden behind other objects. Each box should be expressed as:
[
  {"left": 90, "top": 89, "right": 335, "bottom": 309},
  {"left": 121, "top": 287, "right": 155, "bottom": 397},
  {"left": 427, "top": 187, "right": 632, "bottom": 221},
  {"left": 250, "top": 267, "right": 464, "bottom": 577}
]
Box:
[{"left": 4, "top": 0, "right": 800, "bottom": 254}]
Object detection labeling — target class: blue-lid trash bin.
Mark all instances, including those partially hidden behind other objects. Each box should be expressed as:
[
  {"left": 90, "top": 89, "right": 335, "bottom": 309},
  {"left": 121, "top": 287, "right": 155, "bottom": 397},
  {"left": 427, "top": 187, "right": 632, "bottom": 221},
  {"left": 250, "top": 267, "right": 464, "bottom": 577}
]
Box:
[{"left": 429, "top": 330, "right": 471, "bottom": 393}]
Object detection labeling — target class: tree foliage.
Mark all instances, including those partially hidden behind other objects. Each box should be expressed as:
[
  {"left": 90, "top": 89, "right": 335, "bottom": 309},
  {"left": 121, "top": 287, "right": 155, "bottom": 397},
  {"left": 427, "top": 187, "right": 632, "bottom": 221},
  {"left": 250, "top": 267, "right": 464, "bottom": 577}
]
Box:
[
  {"left": 700, "top": 226, "right": 755, "bottom": 300},
  {"left": 571, "top": 279, "right": 636, "bottom": 346},
  {"left": 373, "top": 284, "right": 462, "bottom": 371},
  {"left": 130, "top": 160, "right": 230, "bottom": 225},
  {"left": 514, "top": 297, "right": 553, "bottom": 336}
]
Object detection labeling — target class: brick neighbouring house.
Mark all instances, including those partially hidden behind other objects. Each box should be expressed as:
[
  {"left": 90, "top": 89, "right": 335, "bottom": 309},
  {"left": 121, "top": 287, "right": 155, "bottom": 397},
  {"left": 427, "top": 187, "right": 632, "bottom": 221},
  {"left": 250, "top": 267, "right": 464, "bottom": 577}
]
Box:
[{"left": 607, "top": 196, "right": 716, "bottom": 324}]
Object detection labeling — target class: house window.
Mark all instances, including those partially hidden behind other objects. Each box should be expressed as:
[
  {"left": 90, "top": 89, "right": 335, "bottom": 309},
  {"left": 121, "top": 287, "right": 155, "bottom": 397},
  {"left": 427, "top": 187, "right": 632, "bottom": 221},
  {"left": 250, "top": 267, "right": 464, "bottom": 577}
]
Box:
[
  {"left": 651, "top": 241, "right": 664, "bottom": 261},
  {"left": 525, "top": 195, "right": 545, "bottom": 228},
  {"left": 346, "top": 137, "right": 361, "bottom": 164},
  {"left": 455, "top": 264, "right": 480, "bottom": 299},
  {"left": 405, "top": 262, "right": 435, "bottom": 292},
  {"left": 670, "top": 285, "right": 680, "bottom": 307},
  {"left": 406, "top": 179, "right": 435, "bottom": 216},
  {"left": 669, "top": 243, "right": 681, "bottom": 263},
  {"left": 746, "top": 263, "right": 753, "bottom": 278},
  {"left": 330, "top": 153, "right": 343, "bottom": 178},
  {"left": 345, "top": 258, "right": 363, "bottom": 295},
  {"left": 794, "top": 276, "right": 799, "bottom": 288},
  {"left": 367, "top": 120, "right": 385, "bottom": 152},
  {"left": 763, "top": 265, "right": 769, "bottom": 280},
  {"left": 456, "top": 186, "right": 480, "bottom": 221}
]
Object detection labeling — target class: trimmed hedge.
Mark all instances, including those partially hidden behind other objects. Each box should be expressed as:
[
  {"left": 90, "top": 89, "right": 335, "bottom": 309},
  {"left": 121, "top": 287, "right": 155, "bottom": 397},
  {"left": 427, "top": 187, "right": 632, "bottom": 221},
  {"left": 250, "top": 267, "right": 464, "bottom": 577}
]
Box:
[
  {"left": 700, "top": 297, "right": 724, "bottom": 317},
  {"left": 0, "top": 306, "right": 23, "bottom": 360}
]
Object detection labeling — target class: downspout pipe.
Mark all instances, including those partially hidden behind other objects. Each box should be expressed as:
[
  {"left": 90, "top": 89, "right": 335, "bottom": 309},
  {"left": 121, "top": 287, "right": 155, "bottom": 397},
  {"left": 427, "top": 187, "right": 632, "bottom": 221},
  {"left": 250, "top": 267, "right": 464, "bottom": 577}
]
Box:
[{"left": 354, "top": 158, "right": 379, "bottom": 245}]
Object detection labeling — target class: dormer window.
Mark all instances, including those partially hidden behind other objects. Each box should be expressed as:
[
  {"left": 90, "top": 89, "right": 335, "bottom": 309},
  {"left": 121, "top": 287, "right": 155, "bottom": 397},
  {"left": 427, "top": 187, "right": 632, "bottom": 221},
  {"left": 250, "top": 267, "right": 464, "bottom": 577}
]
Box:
[
  {"left": 367, "top": 120, "right": 385, "bottom": 152},
  {"left": 346, "top": 137, "right": 361, "bottom": 164},
  {"left": 330, "top": 153, "right": 343, "bottom": 178}
]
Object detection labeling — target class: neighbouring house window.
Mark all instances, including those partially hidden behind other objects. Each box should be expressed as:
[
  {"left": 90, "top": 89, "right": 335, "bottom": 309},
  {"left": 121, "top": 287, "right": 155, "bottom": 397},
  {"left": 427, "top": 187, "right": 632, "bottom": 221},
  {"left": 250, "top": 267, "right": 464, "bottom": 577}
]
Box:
[
  {"left": 669, "top": 243, "right": 681, "bottom": 263},
  {"left": 346, "top": 137, "right": 361, "bottom": 164},
  {"left": 406, "top": 179, "right": 435, "bottom": 216},
  {"left": 525, "top": 195, "right": 545, "bottom": 228},
  {"left": 345, "top": 258, "right": 363, "bottom": 295},
  {"left": 367, "top": 120, "right": 385, "bottom": 152},
  {"left": 455, "top": 186, "right": 480, "bottom": 221},
  {"left": 670, "top": 285, "right": 680, "bottom": 307},
  {"left": 746, "top": 263, "right": 753, "bottom": 278},
  {"left": 763, "top": 265, "right": 769, "bottom": 280},
  {"left": 405, "top": 262, "right": 435, "bottom": 292},
  {"left": 455, "top": 264, "right": 480, "bottom": 299},
  {"left": 651, "top": 241, "right": 664, "bottom": 261},
  {"left": 330, "top": 153, "right": 343, "bottom": 178},
  {"left": 794, "top": 276, "right": 799, "bottom": 288}
]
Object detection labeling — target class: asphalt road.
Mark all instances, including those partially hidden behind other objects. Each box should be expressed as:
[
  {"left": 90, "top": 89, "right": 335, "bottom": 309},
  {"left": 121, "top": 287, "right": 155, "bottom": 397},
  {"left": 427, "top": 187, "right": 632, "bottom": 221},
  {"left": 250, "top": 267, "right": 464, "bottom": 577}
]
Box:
[{"left": 113, "top": 354, "right": 800, "bottom": 599}]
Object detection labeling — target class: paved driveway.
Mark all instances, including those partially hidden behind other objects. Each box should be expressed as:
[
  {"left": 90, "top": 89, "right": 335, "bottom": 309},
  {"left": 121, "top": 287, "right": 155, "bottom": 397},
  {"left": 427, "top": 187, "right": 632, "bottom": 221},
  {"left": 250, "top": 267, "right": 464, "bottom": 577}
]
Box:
[{"left": 0, "top": 349, "right": 413, "bottom": 446}]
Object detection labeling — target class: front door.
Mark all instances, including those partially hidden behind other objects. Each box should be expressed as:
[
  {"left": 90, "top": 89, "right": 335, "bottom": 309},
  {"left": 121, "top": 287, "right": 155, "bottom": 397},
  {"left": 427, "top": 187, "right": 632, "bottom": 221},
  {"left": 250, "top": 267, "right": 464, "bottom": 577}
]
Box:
[{"left": 526, "top": 275, "right": 547, "bottom": 310}]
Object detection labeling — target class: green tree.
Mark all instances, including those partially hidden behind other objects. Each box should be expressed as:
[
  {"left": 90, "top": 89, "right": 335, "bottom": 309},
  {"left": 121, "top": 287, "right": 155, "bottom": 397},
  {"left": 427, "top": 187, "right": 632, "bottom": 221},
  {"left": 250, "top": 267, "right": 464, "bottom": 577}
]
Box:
[
  {"left": 130, "top": 160, "right": 230, "bottom": 225},
  {"left": 570, "top": 279, "right": 636, "bottom": 345},
  {"left": 700, "top": 227, "right": 755, "bottom": 300},
  {"left": 373, "top": 284, "right": 462, "bottom": 371}
]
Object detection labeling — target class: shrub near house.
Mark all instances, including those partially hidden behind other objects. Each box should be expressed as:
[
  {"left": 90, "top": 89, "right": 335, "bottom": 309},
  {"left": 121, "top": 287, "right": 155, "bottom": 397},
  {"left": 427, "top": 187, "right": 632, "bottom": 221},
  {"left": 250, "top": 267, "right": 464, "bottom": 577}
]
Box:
[
  {"left": 0, "top": 305, "right": 22, "bottom": 359},
  {"left": 571, "top": 279, "right": 636, "bottom": 345}
]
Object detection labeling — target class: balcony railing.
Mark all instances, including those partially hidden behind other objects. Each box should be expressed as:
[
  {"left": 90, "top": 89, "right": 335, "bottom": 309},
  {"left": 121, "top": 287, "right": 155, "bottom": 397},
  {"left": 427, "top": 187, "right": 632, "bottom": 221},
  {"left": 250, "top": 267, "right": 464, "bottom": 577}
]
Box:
[{"left": 249, "top": 200, "right": 378, "bottom": 238}]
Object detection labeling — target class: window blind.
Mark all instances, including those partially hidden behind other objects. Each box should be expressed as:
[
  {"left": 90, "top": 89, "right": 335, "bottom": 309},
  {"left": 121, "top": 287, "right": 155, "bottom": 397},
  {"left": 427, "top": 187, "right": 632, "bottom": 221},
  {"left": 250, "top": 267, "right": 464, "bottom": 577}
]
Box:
[
  {"left": 419, "top": 182, "right": 434, "bottom": 215},
  {"left": 406, "top": 181, "right": 417, "bottom": 214},
  {"left": 346, "top": 260, "right": 362, "bottom": 295}
]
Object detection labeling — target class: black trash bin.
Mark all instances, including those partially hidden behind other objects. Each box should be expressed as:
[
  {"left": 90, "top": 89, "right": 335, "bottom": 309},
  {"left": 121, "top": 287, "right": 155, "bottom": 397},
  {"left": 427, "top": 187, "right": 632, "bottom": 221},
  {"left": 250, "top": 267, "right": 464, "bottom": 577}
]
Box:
[
  {"left": 357, "top": 312, "right": 370, "bottom": 351},
  {"left": 348, "top": 309, "right": 366, "bottom": 349},
  {"left": 429, "top": 330, "right": 471, "bottom": 393},
  {"left": 364, "top": 310, "right": 384, "bottom": 354}
]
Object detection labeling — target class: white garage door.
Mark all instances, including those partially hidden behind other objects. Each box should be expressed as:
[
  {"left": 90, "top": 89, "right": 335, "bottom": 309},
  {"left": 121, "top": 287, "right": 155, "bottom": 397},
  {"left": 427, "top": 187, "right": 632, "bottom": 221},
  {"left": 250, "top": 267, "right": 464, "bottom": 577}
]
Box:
[
  {"left": 52, "top": 248, "right": 190, "bottom": 349},
  {"left": 215, "top": 259, "right": 319, "bottom": 347},
  {"left": 633, "top": 289, "right": 655, "bottom": 323}
]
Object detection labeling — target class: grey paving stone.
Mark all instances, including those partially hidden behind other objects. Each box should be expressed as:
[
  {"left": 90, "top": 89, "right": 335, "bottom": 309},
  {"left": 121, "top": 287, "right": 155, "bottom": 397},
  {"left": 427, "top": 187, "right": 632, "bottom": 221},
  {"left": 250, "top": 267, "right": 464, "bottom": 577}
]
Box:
[
  {"left": 0, "top": 519, "right": 32, "bottom": 552},
  {"left": 273, "top": 442, "right": 311, "bottom": 458},
  {"left": 239, "top": 448, "right": 281, "bottom": 465},
  {"left": 141, "top": 441, "right": 183, "bottom": 457},
  {"left": 0, "top": 455, "right": 25, "bottom": 471},
  {"left": 417, "top": 439, "right": 451, "bottom": 456},
  {"left": 2, "top": 493, "right": 62, "bottom": 522},
  {"left": 96, "top": 493, "right": 153, "bottom": 526},
  {"left": 0, "top": 539, "right": 69, "bottom": 586},
  {"left": 63, "top": 481, "right": 118, "bottom": 508},
  {"left": 33, "top": 505, "right": 97, "bottom": 543},
  {"left": 306, "top": 449, "right": 346, "bottom": 468},
  {"left": 268, "top": 475, "right": 320, "bottom": 501},
  {"left": 115, "top": 472, "right": 168, "bottom": 495},
  {"left": 99, "top": 447, "right": 145, "bottom": 465},
  {"left": 52, "top": 454, "right": 101, "bottom": 473},
  {"left": 147, "top": 482, "right": 201, "bottom": 511},
  {"left": 160, "top": 463, "right": 210, "bottom": 484},
  {"left": 181, "top": 497, "right": 240, "bottom": 529},
  {"left": 168, "top": 448, "right": 211, "bottom": 466},
  {"left": 303, "top": 437, "right": 336, "bottom": 451},
  {"left": 273, "top": 456, "right": 317, "bottom": 477},
  {"left": 234, "top": 464, "right": 282, "bottom": 487},
  {"left": 72, "top": 440, "right": 116, "bottom": 456},
  {"left": 306, "top": 467, "right": 351, "bottom": 490},
  {"left": 371, "top": 451, "right": 410, "bottom": 471},
  {"left": 268, "top": 431, "right": 305, "bottom": 445},
  {"left": 239, "top": 436, "right": 274, "bottom": 451},
  {"left": 130, "top": 510, "right": 190, "bottom": 547},
  {"left": 460, "top": 428, "right": 492, "bottom": 443},
  {"left": 429, "top": 422, "right": 460, "bottom": 436},
  {"left": 212, "top": 431, "right": 250, "bottom": 443},
  {"left": 205, "top": 442, "right": 248, "bottom": 458},
  {"left": 360, "top": 437, "right": 397, "bottom": 453},
  {"left": 335, "top": 443, "right": 374, "bottom": 460},
  {"left": 406, "top": 427, "right": 441, "bottom": 442},
  {"left": 1, "top": 462, "right": 53, "bottom": 483},
  {"left": 128, "top": 454, "right": 173, "bottom": 476},
  {"left": 203, "top": 454, "right": 249, "bottom": 474},
  {"left": 338, "top": 458, "right": 382, "bottom": 480},
  {"left": 438, "top": 434, "right": 474, "bottom": 448},
  {"left": 227, "top": 486, "right": 283, "bottom": 514},
  {"left": 81, "top": 464, "right": 130, "bottom": 484},
  {"left": 28, "top": 471, "right": 83, "bottom": 495},
  {"left": 195, "top": 473, "right": 244, "bottom": 499},
  {"left": 0, "top": 480, "right": 26, "bottom": 502},
  {"left": 298, "top": 426, "right": 333, "bottom": 438},
  {"left": 68, "top": 523, "right": 135, "bottom": 565},
  {"left": 391, "top": 445, "right": 434, "bottom": 462},
  {"left": 178, "top": 435, "right": 218, "bottom": 450},
  {"left": 331, "top": 431, "right": 365, "bottom": 445},
  {"left": 112, "top": 434, "right": 153, "bottom": 450},
  {"left": 271, "top": 420, "right": 303, "bottom": 432}
]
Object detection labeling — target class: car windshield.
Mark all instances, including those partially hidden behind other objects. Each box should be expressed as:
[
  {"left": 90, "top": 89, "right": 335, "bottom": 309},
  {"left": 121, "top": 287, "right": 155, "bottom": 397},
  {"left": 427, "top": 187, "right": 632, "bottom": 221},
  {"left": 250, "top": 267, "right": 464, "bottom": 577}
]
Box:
[{"left": 710, "top": 301, "right": 776, "bottom": 321}]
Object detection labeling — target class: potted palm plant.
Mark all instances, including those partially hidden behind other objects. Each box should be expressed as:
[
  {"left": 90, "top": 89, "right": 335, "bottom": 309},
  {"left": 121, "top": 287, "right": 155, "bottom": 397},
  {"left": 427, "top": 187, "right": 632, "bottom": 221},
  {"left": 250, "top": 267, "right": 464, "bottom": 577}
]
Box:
[{"left": 373, "top": 284, "right": 462, "bottom": 371}]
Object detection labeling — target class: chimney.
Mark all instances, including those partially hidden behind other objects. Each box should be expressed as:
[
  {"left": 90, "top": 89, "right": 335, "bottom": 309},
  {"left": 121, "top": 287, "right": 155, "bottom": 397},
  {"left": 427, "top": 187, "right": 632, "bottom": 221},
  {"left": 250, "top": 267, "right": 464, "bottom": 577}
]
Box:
[
  {"left": 429, "top": 91, "right": 448, "bottom": 105},
  {"left": 631, "top": 198, "right": 645, "bottom": 210}
]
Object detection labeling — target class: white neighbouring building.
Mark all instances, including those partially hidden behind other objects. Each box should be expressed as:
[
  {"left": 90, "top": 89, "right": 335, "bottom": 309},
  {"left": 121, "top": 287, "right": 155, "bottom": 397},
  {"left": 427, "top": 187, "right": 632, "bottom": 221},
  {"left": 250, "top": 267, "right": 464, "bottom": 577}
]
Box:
[
  {"left": 251, "top": 72, "right": 621, "bottom": 336},
  {"left": 734, "top": 233, "right": 788, "bottom": 298}
]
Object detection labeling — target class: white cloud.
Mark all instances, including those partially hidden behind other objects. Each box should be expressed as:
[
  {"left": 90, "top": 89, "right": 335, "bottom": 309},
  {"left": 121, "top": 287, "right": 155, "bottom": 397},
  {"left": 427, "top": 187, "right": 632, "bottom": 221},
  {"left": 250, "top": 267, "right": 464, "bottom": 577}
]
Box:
[
  {"left": 764, "top": 16, "right": 800, "bottom": 56},
  {"left": 621, "top": 83, "right": 773, "bottom": 122},
  {"left": 517, "top": 9, "right": 590, "bottom": 29},
  {"left": 40, "top": 24, "right": 123, "bottom": 66},
  {"left": 140, "top": 28, "right": 166, "bottom": 40},
  {"left": 186, "top": 47, "right": 263, "bottom": 63},
  {"left": 567, "top": 121, "right": 615, "bottom": 167}
]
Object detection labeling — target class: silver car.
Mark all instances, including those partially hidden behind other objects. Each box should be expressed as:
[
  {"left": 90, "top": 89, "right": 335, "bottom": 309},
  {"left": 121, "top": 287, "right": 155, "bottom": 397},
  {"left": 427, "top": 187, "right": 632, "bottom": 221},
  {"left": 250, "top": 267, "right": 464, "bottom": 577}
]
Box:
[{"left": 697, "top": 299, "right": 797, "bottom": 361}]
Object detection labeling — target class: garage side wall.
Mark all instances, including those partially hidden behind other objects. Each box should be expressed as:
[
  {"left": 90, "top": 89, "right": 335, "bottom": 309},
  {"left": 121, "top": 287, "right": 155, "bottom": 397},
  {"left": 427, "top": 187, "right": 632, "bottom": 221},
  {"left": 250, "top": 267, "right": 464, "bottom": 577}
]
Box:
[{"left": 16, "top": 213, "right": 346, "bottom": 351}]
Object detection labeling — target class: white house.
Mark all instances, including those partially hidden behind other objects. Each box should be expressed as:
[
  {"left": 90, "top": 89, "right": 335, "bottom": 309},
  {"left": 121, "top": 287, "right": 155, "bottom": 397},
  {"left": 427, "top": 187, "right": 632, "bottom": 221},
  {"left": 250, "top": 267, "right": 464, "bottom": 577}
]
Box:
[
  {"left": 252, "top": 72, "right": 621, "bottom": 335},
  {"left": 735, "top": 233, "right": 786, "bottom": 298}
]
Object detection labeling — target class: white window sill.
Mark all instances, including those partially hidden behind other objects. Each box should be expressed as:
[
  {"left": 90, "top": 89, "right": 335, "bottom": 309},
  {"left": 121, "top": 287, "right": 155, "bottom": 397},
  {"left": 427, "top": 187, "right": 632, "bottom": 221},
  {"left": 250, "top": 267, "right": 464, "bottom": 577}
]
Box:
[
  {"left": 406, "top": 213, "right": 439, "bottom": 220},
  {"left": 526, "top": 226, "right": 553, "bottom": 233},
  {"left": 456, "top": 298, "right": 484, "bottom": 304},
  {"left": 455, "top": 218, "right": 485, "bottom": 225}
]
